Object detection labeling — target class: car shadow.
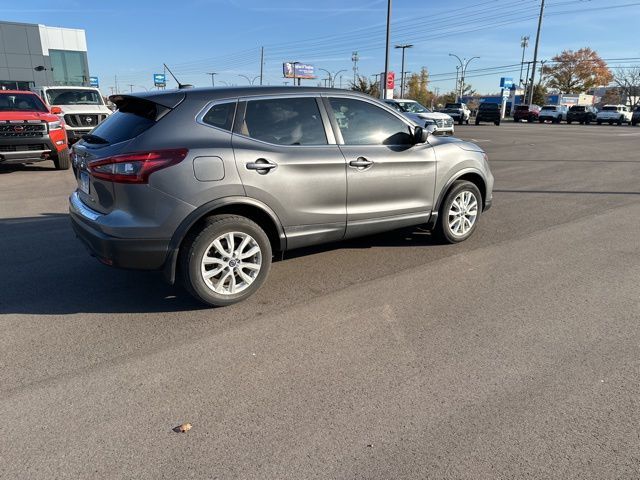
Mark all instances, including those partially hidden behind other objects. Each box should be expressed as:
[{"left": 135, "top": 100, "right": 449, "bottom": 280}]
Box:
[
  {"left": 0, "top": 161, "right": 57, "bottom": 174},
  {"left": 0, "top": 214, "right": 441, "bottom": 316}
]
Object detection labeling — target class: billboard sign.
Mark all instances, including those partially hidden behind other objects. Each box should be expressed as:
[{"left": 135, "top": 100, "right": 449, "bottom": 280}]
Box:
[
  {"left": 153, "top": 73, "right": 167, "bottom": 87},
  {"left": 500, "top": 77, "right": 514, "bottom": 89},
  {"left": 283, "top": 62, "right": 315, "bottom": 79},
  {"left": 89, "top": 76, "right": 99, "bottom": 87},
  {"left": 386, "top": 71, "right": 395, "bottom": 90}
]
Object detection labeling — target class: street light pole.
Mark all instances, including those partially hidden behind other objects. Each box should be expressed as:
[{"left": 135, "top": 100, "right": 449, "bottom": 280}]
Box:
[
  {"left": 460, "top": 56, "right": 480, "bottom": 101},
  {"left": 382, "top": 0, "right": 392, "bottom": 99},
  {"left": 519, "top": 36, "right": 529, "bottom": 88},
  {"left": 395, "top": 44, "right": 413, "bottom": 99},
  {"left": 528, "top": 0, "right": 546, "bottom": 105},
  {"left": 206, "top": 72, "right": 217, "bottom": 87}
]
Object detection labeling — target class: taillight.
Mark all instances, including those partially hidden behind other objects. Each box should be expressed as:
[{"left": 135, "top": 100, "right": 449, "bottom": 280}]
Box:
[{"left": 88, "top": 148, "right": 188, "bottom": 184}]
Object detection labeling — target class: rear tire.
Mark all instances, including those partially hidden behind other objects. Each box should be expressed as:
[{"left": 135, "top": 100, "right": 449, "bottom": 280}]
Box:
[
  {"left": 435, "top": 180, "right": 482, "bottom": 244},
  {"left": 180, "top": 215, "right": 272, "bottom": 307},
  {"left": 597, "top": 120, "right": 602, "bottom": 125},
  {"left": 494, "top": 120, "right": 500, "bottom": 126},
  {"left": 475, "top": 119, "right": 480, "bottom": 125},
  {"left": 53, "top": 148, "right": 71, "bottom": 170}
]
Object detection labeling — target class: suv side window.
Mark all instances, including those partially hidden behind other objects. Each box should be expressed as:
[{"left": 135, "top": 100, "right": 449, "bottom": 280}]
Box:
[
  {"left": 329, "top": 97, "right": 412, "bottom": 145},
  {"left": 202, "top": 101, "right": 236, "bottom": 131},
  {"left": 241, "top": 97, "right": 327, "bottom": 145}
]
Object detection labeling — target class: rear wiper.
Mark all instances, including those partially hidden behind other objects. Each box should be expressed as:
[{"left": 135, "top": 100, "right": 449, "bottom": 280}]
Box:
[{"left": 82, "top": 134, "right": 109, "bottom": 144}]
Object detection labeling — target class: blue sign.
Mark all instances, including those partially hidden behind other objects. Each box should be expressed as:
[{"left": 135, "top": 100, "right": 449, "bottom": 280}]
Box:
[
  {"left": 500, "top": 77, "right": 514, "bottom": 89},
  {"left": 89, "top": 76, "right": 99, "bottom": 87},
  {"left": 282, "top": 62, "right": 315, "bottom": 79},
  {"left": 153, "top": 73, "right": 167, "bottom": 86}
]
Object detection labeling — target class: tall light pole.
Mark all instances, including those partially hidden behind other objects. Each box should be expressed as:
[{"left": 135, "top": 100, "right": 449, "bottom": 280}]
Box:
[
  {"left": 395, "top": 44, "right": 413, "bottom": 99},
  {"left": 449, "top": 54, "right": 479, "bottom": 101},
  {"left": 382, "top": 0, "right": 392, "bottom": 99},
  {"left": 206, "top": 72, "right": 217, "bottom": 87},
  {"left": 239, "top": 74, "right": 260, "bottom": 85},
  {"left": 519, "top": 36, "right": 530, "bottom": 88},
  {"left": 454, "top": 66, "right": 460, "bottom": 101},
  {"left": 318, "top": 68, "right": 347, "bottom": 88},
  {"left": 528, "top": 0, "right": 546, "bottom": 105}
]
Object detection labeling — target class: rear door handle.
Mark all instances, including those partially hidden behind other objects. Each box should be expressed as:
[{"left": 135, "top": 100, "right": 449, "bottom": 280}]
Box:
[
  {"left": 246, "top": 159, "right": 277, "bottom": 174},
  {"left": 349, "top": 157, "right": 373, "bottom": 168}
]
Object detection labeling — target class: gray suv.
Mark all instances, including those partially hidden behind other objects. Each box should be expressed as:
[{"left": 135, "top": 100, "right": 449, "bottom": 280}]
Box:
[{"left": 69, "top": 87, "right": 493, "bottom": 306}]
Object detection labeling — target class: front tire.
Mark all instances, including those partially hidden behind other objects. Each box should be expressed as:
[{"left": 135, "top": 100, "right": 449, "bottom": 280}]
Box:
[
  {"left": 180, "top": 215, "right": 272, "bottom": 307},
  {"left": 53, "top": 148, "right": 71, "bottom": 170},
  {"left": 435, "top": 181, "right": 482, "bottom": 244}
]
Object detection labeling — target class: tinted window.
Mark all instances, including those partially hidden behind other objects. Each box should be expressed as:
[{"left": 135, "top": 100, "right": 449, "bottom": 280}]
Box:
[
  {"left": 202, "top": 102, "right": 236, "bottom": 131},
  {"left": 479, "top": 103, "right": 498, "bottom": 110},
  {"left": 515, "top": 105, "right": 529, "bottom": 111},
  {"left": 242, "top": 97, "right": 327, "bottom": 145},
  {"left": 0, "top": 93, "right": 48, "bottom": 112},
  {"left": 45, "top": 89, "right": 103, "bottom": 105},
  {"left": 329, "top": 97, "right": 412, "bottom": 145},
  {"left": 570, "top": 106, "right": 586, "bottom": 111},
  {"left": 602, "top": 106, "right": 618, "bottom": 111}
]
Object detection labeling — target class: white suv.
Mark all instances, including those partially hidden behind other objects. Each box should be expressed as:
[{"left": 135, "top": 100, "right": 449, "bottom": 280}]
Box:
[
  {"left": 385, "top": 99, "right": 455, "bottom": 136},
  {"left": 596, "top": 105, "right": 632, "bottom": 125},
  {"left": 32, "top": 86, "right": 112, "bottom": 143},
  {"left": 538, "top": 105, "right": 568, "bottom": 123}
]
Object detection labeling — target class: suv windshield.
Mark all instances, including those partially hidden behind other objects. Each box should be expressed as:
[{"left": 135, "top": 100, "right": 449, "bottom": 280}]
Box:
[
  {"left": 479, "top": 103, "right": 498, "bottom": 110},
  {"left": 445, "top": 103, "right": 462, "bottom": 109},
  {"left": 395, "top": 101, "right": 431, "bottom": 113},
  {"left": 46, "top": 89, "right": 103, "bottom": 106},
  {"left": 515, "top": 105, "right": 530, "bottom": 111},
  {"left": 0, "top": 93, "right": 48, "bottom": 112},
  {"left": 541, "top": 106, "right": 557, "bottom": 111},
  {"left": 602, "top": 106, "right": 619, "bottom": 111}
]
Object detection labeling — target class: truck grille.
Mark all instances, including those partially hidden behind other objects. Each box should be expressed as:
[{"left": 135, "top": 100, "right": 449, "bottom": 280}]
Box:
[
  {"left": 64, "top": 114, "right": 107, "bottom": 128},
  {"left": 0, "top": 122, "right": 47, "bottom": 138},
  {"left": 0, "top": 144, "right": 47, "bottom": 152},
  {"left": 436, "top": 119, "right": 454, "bottom": 128}
]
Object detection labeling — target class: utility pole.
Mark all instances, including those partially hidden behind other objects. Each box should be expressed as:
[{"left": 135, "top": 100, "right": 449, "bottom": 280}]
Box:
[
  {"left": 259, "top": 47, "right": 264, "bottom": 86},
  {"left": 395, "top": 44, "right": 413, "bottom": 99},
  {"left": 528, "top": 0, "right": 545, "bottom": 105},
  {"left": 351, "top": 51, "right": 359, "bottom": 86},
  {"left": 382, "top": 0, "right": 392, "bottom": 99},
  {"left": 454, "top": 66, "right": 460, "bottom": 101},
  {"left": 128, "top": 84, "right": 134, "bottom": 93},
  {"left": 519, "top": 36, "right": 530, "bottom": 88},
  {"left": 206, "top": 72, "right": 217, "bottom": 87}
]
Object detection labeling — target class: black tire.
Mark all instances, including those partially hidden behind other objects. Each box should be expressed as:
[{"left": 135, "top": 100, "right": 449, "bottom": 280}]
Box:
[
  {"left": 180, "top": 215, "right": 272, "bottom": 307},
  {"left": 584, "top": 119, "right": 590, "bottom": 125},
  {"left": 567, "top": 120, "right": 572, "bottom": 124},
  {"left": 457, "top": 118, "right": 463, "bottom": 126},
  {"left": 465, "top": 118, "right": 470, "bottom": 125},
  {"left": 53, "top": 148, "right": 71, "bottom": 170},
  {"left": 539, "top": 118, "right": 544, "bottom": 123},
  {"left": 633, "top": 121, "right": 637, "bottom": 126},
  {"left": 617, "top": 117, "right": 623, "bottom": 126},
  {"left": 597, "top": 120, "right": 602, "bottom": 125},
  {"left": 494, "top": 120, "right": 500, "bottom": 126},
  {"left": 435, "top": 180, "right": 482, "bottom": 244},
  {"left": 475, "top": 119, "right": 480, "bottom": 126}
]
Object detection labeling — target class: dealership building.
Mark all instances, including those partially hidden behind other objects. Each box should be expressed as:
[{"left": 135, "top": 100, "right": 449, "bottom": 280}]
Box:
[{"left": 0, "top": 20, "right": 90, "bottom": 90}]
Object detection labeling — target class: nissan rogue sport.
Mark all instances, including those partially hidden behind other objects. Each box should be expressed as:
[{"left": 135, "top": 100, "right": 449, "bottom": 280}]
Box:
[{"left": 69, "top": 87, "right": 493, "bottom": 306}]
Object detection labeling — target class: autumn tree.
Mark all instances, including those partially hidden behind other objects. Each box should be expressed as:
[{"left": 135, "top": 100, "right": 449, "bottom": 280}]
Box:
[
  {"left": 542, "top": 48, "right": 612, "bottom": 93},
  {"left": 350, "top": 76, "right": 379, "bottom": 98},
  {"left": 404, "top": 67, "right": 433, "bottom": 106}
]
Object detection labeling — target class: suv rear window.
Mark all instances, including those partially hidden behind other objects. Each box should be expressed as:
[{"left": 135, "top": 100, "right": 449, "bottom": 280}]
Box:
[
  {"left": 202, "top": 102, "right": 236, "bottom": 131},
  {"left": 515, "top": 105, "right": 529, "bottom": 111},
  {"left": 83, "top": 97, "right": 162, "bottom": 145},
  {"left": 602, "top": 106, "right": 618, "bottom": 111},
  {"left": 570, "top": 106, "right": 586, "bottom": 111}
]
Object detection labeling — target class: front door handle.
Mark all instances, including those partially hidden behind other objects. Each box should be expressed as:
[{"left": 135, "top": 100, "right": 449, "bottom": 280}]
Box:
[
  {"left": 246, "top": 159, "right": 277, "bottom": 174},
  {"left": 349, "top": 157, "right": 373, "bottom": 169}
]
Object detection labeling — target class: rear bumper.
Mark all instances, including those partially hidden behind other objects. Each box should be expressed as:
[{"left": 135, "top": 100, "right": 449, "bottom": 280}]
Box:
[{"left": 69, "top": 192, "right": 170, "bottom": 270}]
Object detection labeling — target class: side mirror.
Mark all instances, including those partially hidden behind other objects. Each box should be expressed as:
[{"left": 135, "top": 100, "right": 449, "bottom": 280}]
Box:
[
  {"left": 413, "top": 126, "right": 429, "bottom": 144},
  {"left": 50, "top": 106, "right": 62, "bottom": 115}
]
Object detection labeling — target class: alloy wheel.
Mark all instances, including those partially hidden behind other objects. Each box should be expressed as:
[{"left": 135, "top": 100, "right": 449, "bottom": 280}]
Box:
[{"left": 448, "top": 191, "right": 478, "bottom": 237}]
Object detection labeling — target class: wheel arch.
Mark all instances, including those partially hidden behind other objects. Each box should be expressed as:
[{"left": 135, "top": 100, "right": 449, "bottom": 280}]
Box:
[
  {"left": 434, "top": 169, "right": 487, "bottom": 212},
  {"left": 163, "top": 196, "right": 286, "bottom": 284}
]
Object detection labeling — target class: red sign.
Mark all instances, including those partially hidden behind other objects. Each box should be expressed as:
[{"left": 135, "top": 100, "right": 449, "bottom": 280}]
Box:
[{"left": 386, "top": 72, "right": 395, "bottom": 90}]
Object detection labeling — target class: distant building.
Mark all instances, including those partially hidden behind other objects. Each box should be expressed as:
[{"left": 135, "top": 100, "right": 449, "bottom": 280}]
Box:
[{"left": 0, "top": 21, "right": 90, "bottom": 90}]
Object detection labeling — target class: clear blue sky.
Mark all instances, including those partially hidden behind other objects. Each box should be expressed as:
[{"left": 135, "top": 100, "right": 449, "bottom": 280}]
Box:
[{"left": 3, "top": 0, "right": 639, "bottom": 94}]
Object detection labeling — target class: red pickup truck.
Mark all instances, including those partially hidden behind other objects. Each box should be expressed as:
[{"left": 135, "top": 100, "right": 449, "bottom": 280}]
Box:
[{"left": 0, "top": 90, "right": 70, "bottom": 170}]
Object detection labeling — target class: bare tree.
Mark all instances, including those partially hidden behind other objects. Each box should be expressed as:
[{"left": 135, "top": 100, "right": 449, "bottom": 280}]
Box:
[{"left": 613, "top": 67, "right": 640, "bottom": 107}]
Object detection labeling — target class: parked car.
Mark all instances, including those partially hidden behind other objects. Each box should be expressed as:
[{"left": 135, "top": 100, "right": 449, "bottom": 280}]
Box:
[
  {"left": 31, "top": 86, "right": 112, "bottom": 143},
  {"left": 513, "top": 104, "right": 541, "bottom": 122},
  {"left": 384, "top": 99, "right": 455, "bottom": 136},
  {"left": 632, "top": 106, "right": 640, "bottom": 126},
  {"left": 475, "top": 102, "right": 501, "bottom": 125},
  {"left": 596, "top": 105, "right": 633, "bottom": 125},
  {"left": 439, "top": 102, "right": 471, "bottom": 125},
  {"left": 566, "top": 105, "right": 598, "bottom": 124},
  {"left": 0, "top": 90, "right": 70, "bottom": 169},
  {"left": 538, "top": 105, "right": 568, "bottom": 123},
  {"left": 69, "top": 87, "right": 494, "bottom": 307}
]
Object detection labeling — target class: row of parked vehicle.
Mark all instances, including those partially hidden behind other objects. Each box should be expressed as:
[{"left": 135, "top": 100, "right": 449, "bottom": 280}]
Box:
[{"left": 513, "top": 104, "right": 640, "bottom": 125}]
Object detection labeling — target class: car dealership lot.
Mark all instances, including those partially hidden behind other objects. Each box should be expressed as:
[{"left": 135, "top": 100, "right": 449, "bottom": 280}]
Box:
[{"left": 1, "top": 122, "right": 639, "bottom": 478}]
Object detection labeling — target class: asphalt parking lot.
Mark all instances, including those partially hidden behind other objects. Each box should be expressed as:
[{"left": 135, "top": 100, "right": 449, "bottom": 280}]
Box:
[{"left": 1, "top": 122, "right": 639, "bottom": 479}]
